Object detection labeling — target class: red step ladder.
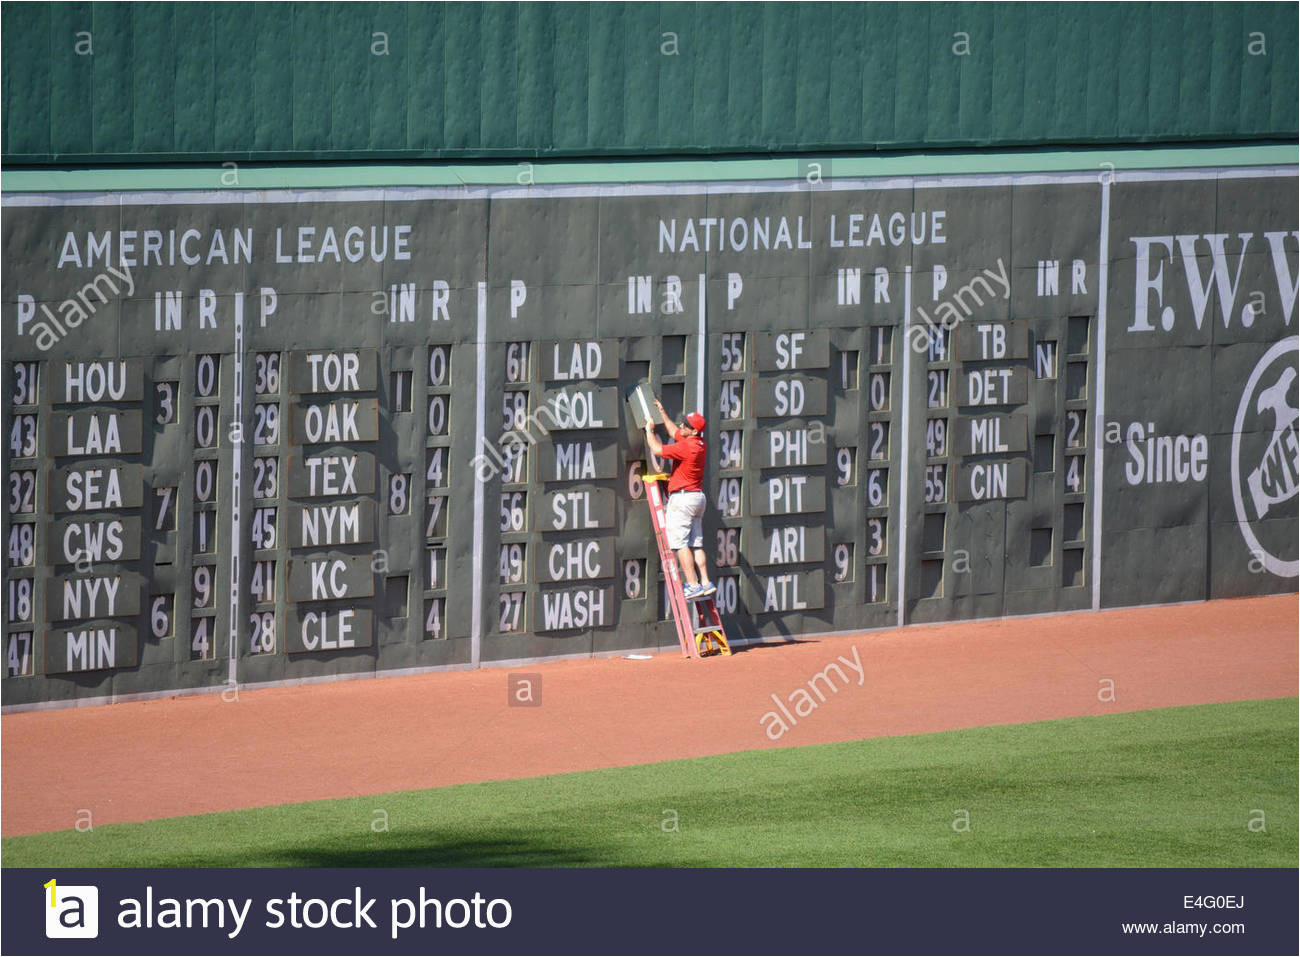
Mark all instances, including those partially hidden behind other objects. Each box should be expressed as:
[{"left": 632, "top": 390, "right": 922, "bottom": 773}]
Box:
[{"left": 642, "top": 472, "right": 732, "bottom": 659}]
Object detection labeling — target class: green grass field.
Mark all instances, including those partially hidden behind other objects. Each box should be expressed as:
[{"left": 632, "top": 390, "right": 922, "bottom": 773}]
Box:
[{"left": 4, "top": 698, "right": 1295, "bottom": 868}]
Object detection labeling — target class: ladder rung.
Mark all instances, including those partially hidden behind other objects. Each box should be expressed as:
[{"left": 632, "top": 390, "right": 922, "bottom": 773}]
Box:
[{"left": 693, "top": 624, "right": 722, "bottom": 635}]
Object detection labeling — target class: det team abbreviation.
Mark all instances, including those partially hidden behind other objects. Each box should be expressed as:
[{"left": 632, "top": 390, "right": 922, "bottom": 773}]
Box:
[{"left": 114, "top": 886, "right": 512, "bottom": 940}]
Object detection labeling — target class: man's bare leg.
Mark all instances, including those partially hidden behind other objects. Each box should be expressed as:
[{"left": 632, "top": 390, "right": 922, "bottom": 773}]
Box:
[
  {"left": 676, "top": 547, "right": 699, "bottom": 586},
  {"left": 692, "top": 548, "right": 712, "bottom": 588}
]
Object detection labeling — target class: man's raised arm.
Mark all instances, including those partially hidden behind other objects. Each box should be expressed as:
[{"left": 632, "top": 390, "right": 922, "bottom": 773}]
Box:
[{"left": 653, "top": 397, "right": 675, "bottom": 432}]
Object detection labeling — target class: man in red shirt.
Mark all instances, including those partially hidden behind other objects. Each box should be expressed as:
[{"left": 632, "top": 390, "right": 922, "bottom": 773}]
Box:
[{"left": 644, "top": 398, "right": 715, "bottom": 599}]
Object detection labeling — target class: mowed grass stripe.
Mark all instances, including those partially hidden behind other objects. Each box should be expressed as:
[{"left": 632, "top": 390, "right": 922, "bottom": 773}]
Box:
[{"left": 4, "top": 699, "right": 1295, "bottom": 868}]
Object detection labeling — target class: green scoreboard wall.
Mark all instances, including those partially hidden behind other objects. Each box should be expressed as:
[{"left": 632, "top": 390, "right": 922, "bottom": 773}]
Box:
[{"left": 2, "top": 160, "right": 1297, "bottom": 707}]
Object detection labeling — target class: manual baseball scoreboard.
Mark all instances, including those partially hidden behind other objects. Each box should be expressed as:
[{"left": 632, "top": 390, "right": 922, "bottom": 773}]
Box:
[{"left": 4, "top": 170, "right": 1296, "bottom": 706}]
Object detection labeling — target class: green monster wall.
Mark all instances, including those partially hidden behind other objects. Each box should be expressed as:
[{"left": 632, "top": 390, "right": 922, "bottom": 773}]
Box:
[
  {"left": 2, "top": 3, "right": 1297, "bottom": 709},
  {"left": 1, "top": 158, "right": 1297, "bottom": 708},
  {"left": 2, "top": 1, "right": 1297, "bottom": 165}
]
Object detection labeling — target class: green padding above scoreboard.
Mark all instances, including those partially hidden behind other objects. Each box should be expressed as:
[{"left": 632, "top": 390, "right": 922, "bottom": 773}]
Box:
[
  {"left": 3, "top": 3, "right": 1296, "bottom": 165},
  {"left": 1, "top": 145, "right": 1296, "bottom": 192}
]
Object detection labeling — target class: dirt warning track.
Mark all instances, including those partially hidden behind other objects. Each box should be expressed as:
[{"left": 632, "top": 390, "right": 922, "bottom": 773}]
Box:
[{"left": 3, "top": 595, "right": 1296, "bottom": 837}]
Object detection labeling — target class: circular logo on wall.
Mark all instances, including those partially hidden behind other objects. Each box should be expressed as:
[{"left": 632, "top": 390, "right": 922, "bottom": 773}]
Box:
[{"left": 1231, "top": 336, "right": 1300, "bottom": 578}]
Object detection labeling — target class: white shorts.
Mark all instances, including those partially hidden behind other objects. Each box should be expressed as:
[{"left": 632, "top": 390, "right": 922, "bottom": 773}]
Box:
[{"left": 665, "top": 490, "right": 706, "bottom": 550}]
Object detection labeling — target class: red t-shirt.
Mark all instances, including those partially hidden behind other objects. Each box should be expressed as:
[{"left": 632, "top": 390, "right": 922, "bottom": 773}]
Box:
[{"left": 660, "top": 430, "right": 706, "bottom": 493}]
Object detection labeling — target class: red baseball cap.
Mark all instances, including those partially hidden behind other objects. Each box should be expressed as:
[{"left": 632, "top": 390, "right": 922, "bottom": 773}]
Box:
[{"left": 685, "top": 412, "right": 706, "bottom": 431}]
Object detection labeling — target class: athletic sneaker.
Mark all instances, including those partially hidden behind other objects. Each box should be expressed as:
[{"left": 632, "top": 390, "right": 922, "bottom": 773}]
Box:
[
  {"left": 697, "top": 581, "right": 717, "bottom": 598},
  {"left": 683, "top": 583, "right": 703, "bottom": 600}
]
